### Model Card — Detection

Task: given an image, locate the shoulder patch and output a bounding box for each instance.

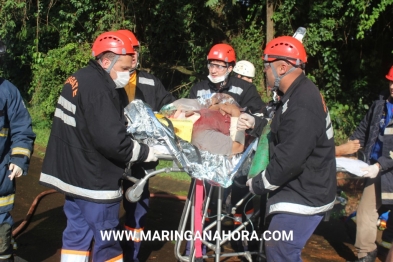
[65,76,79,97]
[139,77,155,86]
[228,86,243,95]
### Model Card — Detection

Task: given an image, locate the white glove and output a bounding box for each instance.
[144,147,158,162]
[9,163,23,180]
[237,113,255,131]
[361,163,380,178]
[246,178,255,194]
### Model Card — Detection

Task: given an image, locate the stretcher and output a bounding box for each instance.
[123,99,267,262]
[124,100,369,262]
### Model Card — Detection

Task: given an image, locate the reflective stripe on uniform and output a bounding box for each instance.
[106,253,123,262]
[0,128,8,137]
[58,95,76,114]
[125,225,144,243]
[385,127,393,135]
[269,199,335,215]
[379,240,392,249]
[196,90,211,97]
[262,170,279,191]
[0,194,14,207]
[40,173,122,201]
[228,86,243,95]
[61,249,89,262]
[245,208,254,220]
[11,147,31,158]
[139,77,155,86]
[55,108,76,127]
[382,192,393,200]
[234,208,254,225]
[0,254,12,259]
[234,214,242,225]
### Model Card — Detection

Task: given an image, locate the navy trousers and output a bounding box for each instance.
[265,213,323,262]
[62,196,123,262]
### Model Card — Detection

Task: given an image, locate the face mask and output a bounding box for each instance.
[207,71,229,84]
[113,70,130,89]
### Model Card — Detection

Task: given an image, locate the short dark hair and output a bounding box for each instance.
[96,51,116,62]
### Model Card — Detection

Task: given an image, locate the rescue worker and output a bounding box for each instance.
[115,29,176,262]
[39,31,157,262]
[232,60,255,83]
[0,40,35,262]
[240,36,337,261]
[346,66,393,262]
[188,43,266,254]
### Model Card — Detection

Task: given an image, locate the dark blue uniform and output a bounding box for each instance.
[0,78,35,259]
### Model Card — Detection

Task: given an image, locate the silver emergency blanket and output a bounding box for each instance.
[124,99,256,188]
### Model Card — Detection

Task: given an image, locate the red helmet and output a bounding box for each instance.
[91,31,135,57]
[207,43,236,63]
[263,36,307,65]
[386,66,393,81]
[117,29,140,47]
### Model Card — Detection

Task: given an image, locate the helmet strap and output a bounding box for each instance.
[271,64,297,91]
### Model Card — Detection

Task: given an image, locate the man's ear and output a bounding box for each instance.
[227,66,233,73]
[278,62,290,75]
[100,57,111,70]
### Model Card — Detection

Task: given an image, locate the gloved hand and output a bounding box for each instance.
[144,147,158,162]
[237,113,255,131]
[246,178,255,194]
[8,163,23,180]
[361,163,380,178]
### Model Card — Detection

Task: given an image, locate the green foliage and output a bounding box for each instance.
[29,42,91,127]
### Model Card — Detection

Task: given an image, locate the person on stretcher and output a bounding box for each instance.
[167,100,247,156]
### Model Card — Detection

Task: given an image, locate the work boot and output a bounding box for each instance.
[347,249,377,262]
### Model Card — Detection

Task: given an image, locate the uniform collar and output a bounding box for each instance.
[279,73,306,104]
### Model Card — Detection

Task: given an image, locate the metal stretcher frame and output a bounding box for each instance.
[174,180,266,262]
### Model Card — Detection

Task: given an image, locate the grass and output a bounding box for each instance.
[156,160,191,182]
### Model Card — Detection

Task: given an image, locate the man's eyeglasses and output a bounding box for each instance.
[207,63,228,71]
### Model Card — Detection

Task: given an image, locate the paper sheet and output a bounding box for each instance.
[336,157,369,177]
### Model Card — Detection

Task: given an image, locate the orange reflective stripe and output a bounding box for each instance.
[124,225,144,232]
[105,253,123,262]
[246,208,254,215]
[205,209,211,221]
[125,226,143,242]
[61,249,89,262]
[234,214,242,225]
[61,249,90,256]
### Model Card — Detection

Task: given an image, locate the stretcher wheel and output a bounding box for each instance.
[125,184,141,203]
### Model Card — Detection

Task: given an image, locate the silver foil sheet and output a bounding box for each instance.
[124,99,256,188]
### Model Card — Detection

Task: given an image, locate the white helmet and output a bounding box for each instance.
[233,60,255,78]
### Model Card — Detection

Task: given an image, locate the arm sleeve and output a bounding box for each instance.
[84,91,148,163]
[246,115,268,138]
[349,102,376,147]
[241,84,265,114]
[189,84,198,99]
[251,107,322,195]
[153,76,176,111]
[5,81,36,173]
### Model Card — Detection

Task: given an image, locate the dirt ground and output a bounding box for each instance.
[9,146,388,262]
